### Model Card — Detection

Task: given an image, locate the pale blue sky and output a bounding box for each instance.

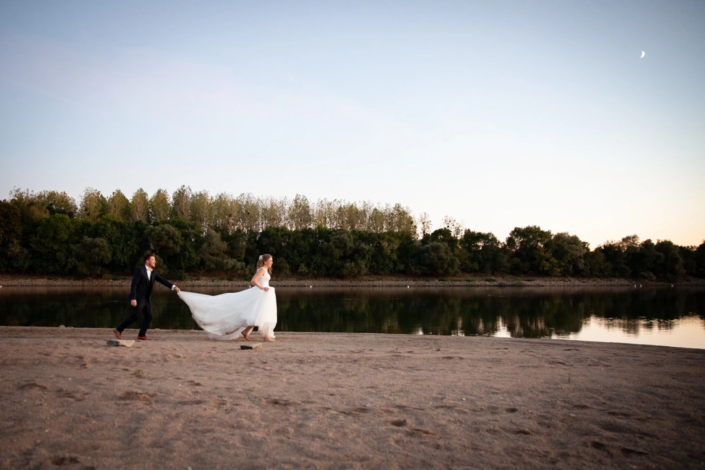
[1,1,703,247]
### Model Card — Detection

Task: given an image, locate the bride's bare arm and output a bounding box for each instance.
[250,268,269,291]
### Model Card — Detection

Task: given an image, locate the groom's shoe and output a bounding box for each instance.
[137,336,151,341]
[114,329,123,340]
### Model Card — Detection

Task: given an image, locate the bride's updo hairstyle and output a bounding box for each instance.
[257,254,273,275]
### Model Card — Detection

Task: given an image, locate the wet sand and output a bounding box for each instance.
[1,327,704,469]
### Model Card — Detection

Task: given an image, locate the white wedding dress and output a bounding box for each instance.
[178,269,277,340]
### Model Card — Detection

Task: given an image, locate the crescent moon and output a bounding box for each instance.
[640,51,645,58]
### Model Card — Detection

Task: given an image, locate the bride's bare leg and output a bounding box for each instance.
[242,326,253,341]
[264,335,276,342]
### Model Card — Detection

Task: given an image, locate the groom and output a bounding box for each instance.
[114,253,180,341]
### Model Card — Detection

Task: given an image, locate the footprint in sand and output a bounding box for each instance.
[406,428,435,437]
[50,456,80,466]
[177,399,205,405]
[18,382,47,391]
[267,398,296,406]
[118,391,153,402]
[607,411,631,418]
[590,441,607,451]
[621,446,649,456]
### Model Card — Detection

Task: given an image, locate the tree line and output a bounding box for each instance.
[0,187,703,280]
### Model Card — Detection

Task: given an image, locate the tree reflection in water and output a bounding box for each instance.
[0,286,703,342]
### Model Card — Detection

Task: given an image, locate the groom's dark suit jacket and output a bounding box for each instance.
[129,266,174,303]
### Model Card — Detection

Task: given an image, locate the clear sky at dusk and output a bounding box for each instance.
[1,0,703,247]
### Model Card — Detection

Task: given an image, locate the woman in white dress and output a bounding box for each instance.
[178,254,277,342]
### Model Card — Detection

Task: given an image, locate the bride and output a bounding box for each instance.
[178,254,277,342]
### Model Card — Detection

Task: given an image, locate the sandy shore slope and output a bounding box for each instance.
[1,327,704,469]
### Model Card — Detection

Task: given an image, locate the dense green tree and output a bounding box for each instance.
[427,228,458,252]
[69,237,112,277]
[235,193,261,232]
[260,197,287,229]
[130,189,150,223]
[171,185,191,220]
[506,226,555,275]
[654,240,685,279]
[161,218,201,276]
[0,201,23,271]
[632,239,663,280]
[78,188,108,222]
[210,193,235,232]
[288,194,313,230]
[363,231,398,275]
[106,190,131,222]
[694,242,705,278]
[29,214,75,272]
[596,242,631,277]
[679,245,698,276]
[190,190,211,231]
[149,189,171,222]
[91,216,138,272]
[40,191,77,216]
[199,229,246,273]
[460,230,507,273]
[582,249,605,277]
[0,201,22,247]
[547,233,589,276]
[418,242,459,275]
[145,224,182,257]
[9,189,51,226]
[9,189,78,217]
[220,228,248,262]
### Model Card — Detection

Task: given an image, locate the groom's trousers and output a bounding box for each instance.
[116,300,153,337]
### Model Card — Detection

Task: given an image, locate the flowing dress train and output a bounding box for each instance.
[178,270,277,340]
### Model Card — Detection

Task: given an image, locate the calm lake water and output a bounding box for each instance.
[1,286,704,349]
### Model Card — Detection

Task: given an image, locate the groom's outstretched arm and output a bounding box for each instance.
[155,273,180,292]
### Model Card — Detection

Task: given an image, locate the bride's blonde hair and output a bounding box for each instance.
[257,254,273,275]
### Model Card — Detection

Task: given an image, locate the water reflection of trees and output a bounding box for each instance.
[0,287,703,338]
[0,287,199,330]
[261,288,705,338]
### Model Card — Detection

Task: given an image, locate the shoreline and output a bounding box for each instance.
[1,274,704,288]
[1,327,703,469]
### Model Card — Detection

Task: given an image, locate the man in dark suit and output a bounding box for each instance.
[114,253,180,340]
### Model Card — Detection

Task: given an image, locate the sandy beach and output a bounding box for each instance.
[0,327,703,469]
